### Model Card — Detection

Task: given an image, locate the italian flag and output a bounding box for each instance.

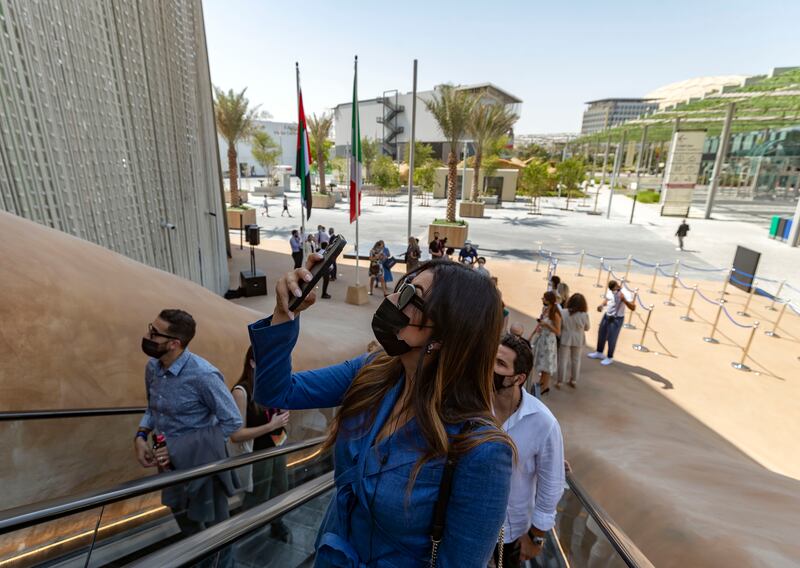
[349,57,362,223]
[295,70,312,220]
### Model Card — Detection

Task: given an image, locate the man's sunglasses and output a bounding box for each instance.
[394,279,426,311]
[147,323,180,341]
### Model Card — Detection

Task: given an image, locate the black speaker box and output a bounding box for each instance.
[240,270,267,297]
[246,224,260,246]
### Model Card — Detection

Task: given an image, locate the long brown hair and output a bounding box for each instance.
[543,290,560,323]
[323,260,514,484]
[234,346,265,417]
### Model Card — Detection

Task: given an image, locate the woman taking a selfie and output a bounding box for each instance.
[249,258,513,567]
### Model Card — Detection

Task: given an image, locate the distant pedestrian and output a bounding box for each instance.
[319,241,333,299]
[556,282,570,312]
[475,256,491,278]
[368,241,388,296]
[281,195,292,217]
[445,247,455,261]
[261,196,270,217]
[676,219,690,251]
[289,229,302,269]
[382,241,395,285]
[587,280,635,366]
[303,234,317,258]
[405,236,421,273]
[328,227,337,281]
[557,293,590,389]
[529,290,561,395]
[316,225,330,247]
[548,275,561,293]
[429,231,444,259]
[459,240,478,265]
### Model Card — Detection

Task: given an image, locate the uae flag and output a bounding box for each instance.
[295,68,312,220]
[349,57,362,223]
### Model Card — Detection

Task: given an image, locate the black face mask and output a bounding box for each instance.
[371,298,413,356]
[142,337,169,359]
[493,372,518,391]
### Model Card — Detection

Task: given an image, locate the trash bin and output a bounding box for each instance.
[782,219,793,240]
[776,217,788,241]
[769,215,781,238]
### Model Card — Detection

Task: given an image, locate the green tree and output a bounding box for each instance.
[481,154,503,195]
[556,158,586,208]
[520,159,553,211]
[372,154,400,190]
[331,156,347,185]
[414,161,437,192]
[515,142,550,161]
[467,103,518,202]
[361,136,378,182]
[251,130,280,179]
[403,141,435,166]
[308,112,334,194]
[214,87,259,206]
[424,85,478,221]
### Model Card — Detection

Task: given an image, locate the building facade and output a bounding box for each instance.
[0,0,229,294]
[218,119,298,178]
[334,83,522,161]
[581,98,659,134]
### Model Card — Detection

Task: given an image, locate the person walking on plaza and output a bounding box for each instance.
[135,309,242,540]
[248,258,514,566]
[528,290,561,396]
[289,229,303,269]
[228,346,291,541]
[493,334,565,566]
[405,236,421,273]
[557,293,590,389]
[676,219,690,251]
[261,196,270,217]
[281,194,292,217]
[588,280,636,366]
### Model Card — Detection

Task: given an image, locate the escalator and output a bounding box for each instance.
[0,410,654,568]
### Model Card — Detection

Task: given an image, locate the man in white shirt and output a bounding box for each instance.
[587,279,636,366]
[493,334,565,566]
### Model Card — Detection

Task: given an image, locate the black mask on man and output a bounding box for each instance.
[371,298,413,356]
[493,372,518,391]
[141,337,170,359]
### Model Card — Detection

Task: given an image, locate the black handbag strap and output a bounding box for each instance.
[430,421,475,544]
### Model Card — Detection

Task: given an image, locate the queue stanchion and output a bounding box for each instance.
[767,280,785,311]
[703,300,725,344]
[577,249,585,277]
[624,255,632,281]
[731,322,759,372]
[681,285,698,322]
[649,263,660,293]
[664,271,678,306]
[737,280,757,317]
[632,304,654,352]
[624,288,638,329]
[765,301,788,338]
[719,267,734,301]
[534,245,542,272]
[594,257,605,288]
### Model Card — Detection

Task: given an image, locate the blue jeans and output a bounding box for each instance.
[597,315,625,358]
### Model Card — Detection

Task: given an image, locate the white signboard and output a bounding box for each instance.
[661,130,706,216]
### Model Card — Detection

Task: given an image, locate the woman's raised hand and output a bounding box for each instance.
[273,253,324,324]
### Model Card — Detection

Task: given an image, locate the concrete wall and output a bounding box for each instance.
[433,168,519,201]
[0,0,229,294]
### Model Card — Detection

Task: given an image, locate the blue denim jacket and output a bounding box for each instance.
[249,317,512,567]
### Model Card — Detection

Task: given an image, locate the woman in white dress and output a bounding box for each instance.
[529,290,561,395]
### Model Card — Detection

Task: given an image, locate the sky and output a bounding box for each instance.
[202,0,800,134]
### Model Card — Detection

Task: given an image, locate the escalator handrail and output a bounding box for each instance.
[125,471,335,568]
[0,407,147,421]
[0,436,326,536]
[566,471,655,568]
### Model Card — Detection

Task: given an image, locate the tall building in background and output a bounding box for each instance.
[581,98,659,134]
[218,119,298,177]
[0,0,229,293]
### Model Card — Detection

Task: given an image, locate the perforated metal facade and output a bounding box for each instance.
[0,0,229,293]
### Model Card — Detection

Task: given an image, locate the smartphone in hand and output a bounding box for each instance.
[289,234,347,312]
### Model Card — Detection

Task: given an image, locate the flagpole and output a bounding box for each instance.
[295,62,305,261]
[354,56,360,286]
[407,59,417,241]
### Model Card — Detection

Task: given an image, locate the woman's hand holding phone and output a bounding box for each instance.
[273,253,323,325]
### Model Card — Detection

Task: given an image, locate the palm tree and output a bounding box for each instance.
[467,104,518,202]
[214,87,258,206]
[424,85,478,222]
[308,112,334,194]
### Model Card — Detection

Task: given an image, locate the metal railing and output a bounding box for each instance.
[126,472,335,568]
[0,436,326,535]
[565,471,655,568]
[0,407,147,421]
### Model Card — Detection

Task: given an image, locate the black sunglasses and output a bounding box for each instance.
[147,323,180,341]
[395,278,426,312]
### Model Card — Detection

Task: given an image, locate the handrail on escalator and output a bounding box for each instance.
[0,406,147,420]
[126,471,335,568]
[565,471,655,568]
[0,436,326,536]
